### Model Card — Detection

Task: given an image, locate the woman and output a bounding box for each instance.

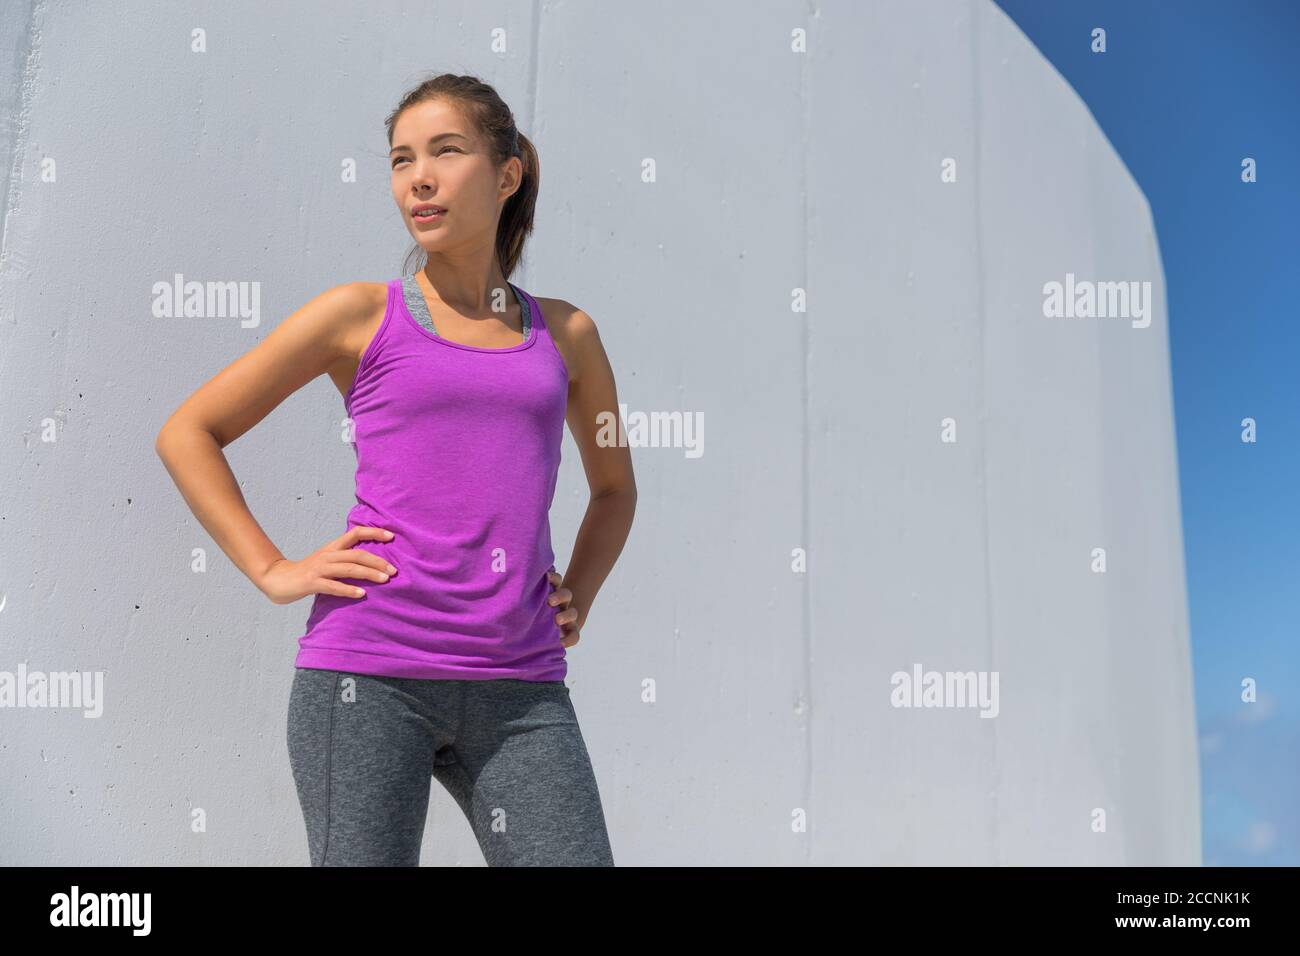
[155,73,635,866]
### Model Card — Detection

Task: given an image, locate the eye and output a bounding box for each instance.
[391,156,409,168]
[438,145,463,155]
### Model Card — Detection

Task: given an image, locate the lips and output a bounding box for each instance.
[411,204,445,220]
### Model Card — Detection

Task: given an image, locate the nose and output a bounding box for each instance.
[408,158,437,192]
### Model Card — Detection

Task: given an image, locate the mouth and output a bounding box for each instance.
[411,204,446,221]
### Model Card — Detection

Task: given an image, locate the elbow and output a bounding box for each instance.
[154,419,192,460]
[157,419,223,460]
[620,479,638,505]
[594,483,637,508]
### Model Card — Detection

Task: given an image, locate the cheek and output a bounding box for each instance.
[457,169,504,207]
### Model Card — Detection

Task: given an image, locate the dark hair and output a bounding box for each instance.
[385,73,538,279]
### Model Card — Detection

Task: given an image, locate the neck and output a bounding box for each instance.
[418,258,511,314]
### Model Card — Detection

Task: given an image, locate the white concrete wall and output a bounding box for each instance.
[0,0,1197,864]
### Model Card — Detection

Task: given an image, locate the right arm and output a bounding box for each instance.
[154,281,395,604]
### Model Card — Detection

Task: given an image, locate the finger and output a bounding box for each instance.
[335,549,397,575]
[336,525,396,549]
[547,587,572,607]
[323,562,392,584]
[554,607,579,627]
[316,578,368,599]
[546,569,562,586]
[559,628,580,648]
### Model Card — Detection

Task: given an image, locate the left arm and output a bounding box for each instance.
[544,300,637,644]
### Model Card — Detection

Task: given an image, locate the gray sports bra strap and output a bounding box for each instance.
[401,275,531,340]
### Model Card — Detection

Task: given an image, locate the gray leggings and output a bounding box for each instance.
[286,666,614,866]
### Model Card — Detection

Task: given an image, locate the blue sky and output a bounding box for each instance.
[993,0,1299,866]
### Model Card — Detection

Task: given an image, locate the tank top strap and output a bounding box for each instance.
[399,274,436,337]
[508,282,547,334]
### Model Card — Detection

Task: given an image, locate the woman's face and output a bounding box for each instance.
[389,98,520,258]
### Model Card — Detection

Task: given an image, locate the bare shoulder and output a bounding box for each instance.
[535,296,605,383]
[324,280,389,355]
[329,280,390,328]
[278,280,388,350]
[333,280,390,310]
[309,281,389,399]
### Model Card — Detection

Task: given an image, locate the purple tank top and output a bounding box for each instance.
[294,276,569,681]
